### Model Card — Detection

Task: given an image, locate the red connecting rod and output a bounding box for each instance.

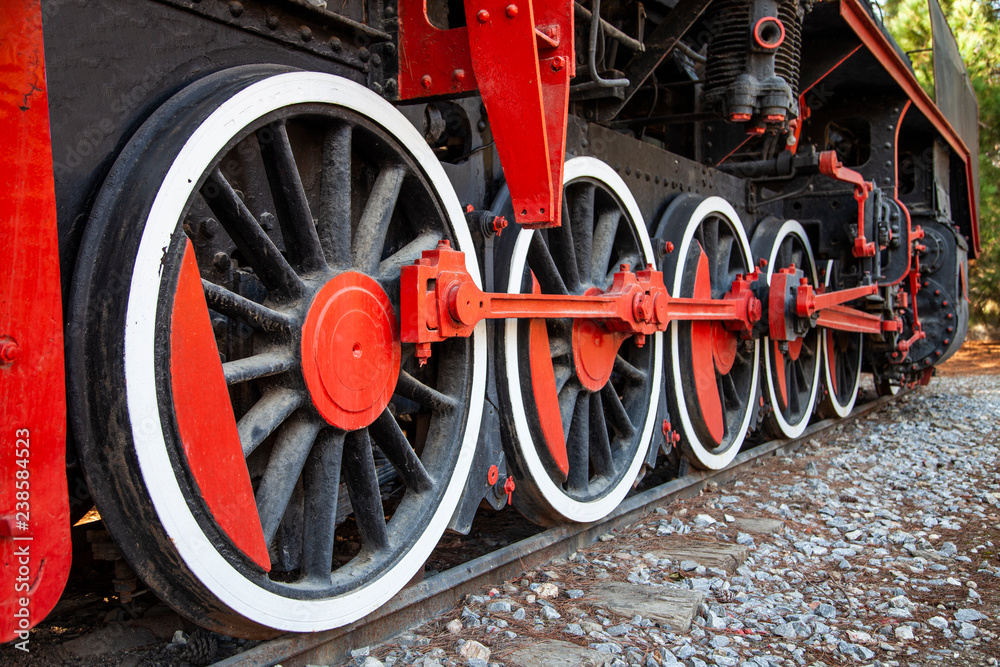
[400,241,761,363]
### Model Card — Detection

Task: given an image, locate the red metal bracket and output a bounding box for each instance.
[1,0,72,644]
[818,150,876,258]
[398,0,574,228]
[400,242,762,362]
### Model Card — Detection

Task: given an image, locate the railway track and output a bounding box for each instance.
[211,390,901,667]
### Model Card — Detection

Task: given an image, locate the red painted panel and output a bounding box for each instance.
[0,0,71,644]
[690,246,724,446]
[171,242,270,571]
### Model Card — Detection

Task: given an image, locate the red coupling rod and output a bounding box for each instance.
[400,242,762,362]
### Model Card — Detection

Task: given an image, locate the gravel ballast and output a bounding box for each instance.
[364,372,1000,667]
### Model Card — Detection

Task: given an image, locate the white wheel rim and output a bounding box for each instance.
[821,260,863,417]
[761,220,822,438]
[124,72,485,631]
[669,197,759,470]
[504,157,663,522]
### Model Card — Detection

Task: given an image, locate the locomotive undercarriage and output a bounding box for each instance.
[3,0,976,640]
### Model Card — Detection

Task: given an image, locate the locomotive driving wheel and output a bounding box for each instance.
[68,67,485,636]
[655,194,759,470]
[495,157,662,525]
[752,219,821,438]
[819,260,864,417]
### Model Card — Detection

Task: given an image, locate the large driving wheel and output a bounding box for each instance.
[68,67,485,636]
[495,157,662,525]
[752,219,821,438]
[655,195,759,470]
[819,260,864,417]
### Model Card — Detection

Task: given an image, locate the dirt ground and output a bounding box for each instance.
[937,341,1000,376]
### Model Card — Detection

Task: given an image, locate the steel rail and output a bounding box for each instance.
[211,390,902,667]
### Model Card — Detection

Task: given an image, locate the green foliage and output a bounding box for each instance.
[880,0,1000,326]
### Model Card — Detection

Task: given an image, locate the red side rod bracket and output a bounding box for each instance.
[400,242,762,363]
[398,0,575,229]
[818,150,876,258]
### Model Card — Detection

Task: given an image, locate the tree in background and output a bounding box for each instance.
[880,0,1000,330]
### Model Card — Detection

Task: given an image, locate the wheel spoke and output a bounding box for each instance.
[704,216,719,266]
[352,165,406,274]
[600,383,635,437]
[717,235,735,292]
[551,199,582,291]
[223,351,296,385]
[566,393,591,493]
[343,429,390,552]
[394,370,458,411]
[380,230,444,278]
[201,168,304,298]
[318,123,353,267]
[255,415,323,546]
[592,210,621,287]
[571,184,596,282]
[614,354,646,383]
[528,234,570,295]
[606,253,641,286]
[258,120,327,274]
[202,280,294,335]
[548,337,572,358]
[301,430,345,581]
[369,409,434,493]
[559,382,581,444]
[589,391,615,469]
[238,388,304,457]
[554,364,572,394]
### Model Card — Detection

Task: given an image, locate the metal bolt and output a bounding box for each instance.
[1,340,19,364]
[371,82,383,94]
[452,68,466,82]
[329,36,343,51]
[551,56,564,71]
[265,13,279,29]
[300,25,313,41]
[664,241,674,254]
[477,9,490,22]
[477,119,487,132]
[505,4,518,17]
[228,1,244,17]
[371,53,382,66]
[358,47,370,62]
[213,252,231,272]
[421,74,433,89]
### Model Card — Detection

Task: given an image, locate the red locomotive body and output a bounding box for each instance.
[1,0,978,641]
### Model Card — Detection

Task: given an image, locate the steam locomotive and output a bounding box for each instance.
[0,0,978,640]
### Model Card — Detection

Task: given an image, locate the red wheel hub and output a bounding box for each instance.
[301,272,401,430]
